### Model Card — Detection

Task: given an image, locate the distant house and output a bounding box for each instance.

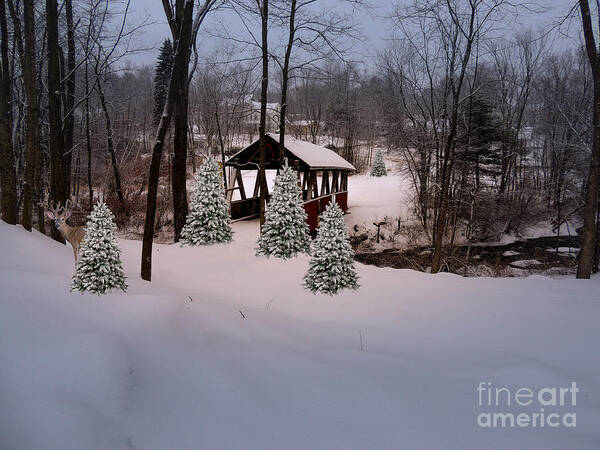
[287,119,323,141]
[225,133,355,232]
[233,95,280,132]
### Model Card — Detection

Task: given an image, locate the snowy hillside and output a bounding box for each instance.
[1,221,599,449]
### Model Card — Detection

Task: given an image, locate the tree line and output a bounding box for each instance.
[1,0,600,280]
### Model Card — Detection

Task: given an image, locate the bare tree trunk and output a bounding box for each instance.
[577,0,600,279]
[172,77,189,241]
[21,0,40,231]
[0,0,16,225]
[36,25,46,235]
[215,108,226,187]
[165,0,217,241]
[431,3,477,274]
[165,0,193,243]
[278,0,296,164]
[63,0,75,197]
[431,140,456,273]
[189,117,196,173]
[97,79,125,203]
[258,0,269,227]
[84,60,94,207]
[593,200,600,273]
[142,0,194,281]
[46,0,66,242]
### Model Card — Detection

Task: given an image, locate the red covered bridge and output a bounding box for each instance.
[224,134,355,232]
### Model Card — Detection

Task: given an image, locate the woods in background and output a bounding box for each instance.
[0,0,599,279]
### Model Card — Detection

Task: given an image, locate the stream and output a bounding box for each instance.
[355,235,581,276]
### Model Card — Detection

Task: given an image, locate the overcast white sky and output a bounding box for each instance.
[127,0,580,67]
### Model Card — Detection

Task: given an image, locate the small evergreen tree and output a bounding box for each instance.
[71,201,127,295]
[303,202,359,295]
[370,150,387,176]
[256,165,311,258]
[152,39,174,127]
[180,158,233,245]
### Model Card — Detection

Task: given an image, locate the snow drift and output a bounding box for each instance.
[0,221,599,449]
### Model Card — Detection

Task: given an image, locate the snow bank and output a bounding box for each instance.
[1,222,599,449]
[509,259,544,268]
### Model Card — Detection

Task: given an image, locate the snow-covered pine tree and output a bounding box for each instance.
[303,201,359,295]
[152,39,174,127]
[370,149,387,177]
[180,158,233,246]
[71,201,127,295]
[256,164,311,259]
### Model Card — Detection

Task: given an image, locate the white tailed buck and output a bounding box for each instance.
[42,193,87,263]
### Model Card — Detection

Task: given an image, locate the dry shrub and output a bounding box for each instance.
[471,189,547,241]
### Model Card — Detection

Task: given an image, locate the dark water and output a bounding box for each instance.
[355,235,581,275]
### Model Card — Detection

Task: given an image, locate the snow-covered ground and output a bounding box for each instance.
[345,171,410,229]
[1,219,599,449]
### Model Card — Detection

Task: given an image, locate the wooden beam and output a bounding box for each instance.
[236,170,246,200]
[253,172,260,197]
[321,170,330,195]
[264,173,270,198]
[295,167,302,190]
[341,172,348,191]
[331,170,339,193]
[247,146,261,166]
[226,168,238,203]
[311,172,319,199]
[305,171,314,200]
[251,171,269,199]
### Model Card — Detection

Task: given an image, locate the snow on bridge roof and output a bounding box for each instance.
[268,134,355,171]
[225,134,355,171]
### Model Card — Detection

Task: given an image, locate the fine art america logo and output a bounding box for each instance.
[476,381,578,428]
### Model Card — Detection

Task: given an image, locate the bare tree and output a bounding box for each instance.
[95,75,125,203]
[142,0,216,280]
[289,73,327,143]
[272,0,358,162]
[46,0,67,242]
[0,0,16,225]
[63,0,76,197]
[191,52,255,157]
[257,0,269,227]
[487,31,545,197]
[276,0,296,162]
[21,0,41,231]
[393,0,510,273]
[577,0,600,279]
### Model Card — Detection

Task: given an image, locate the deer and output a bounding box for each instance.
[42,192,87,264]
